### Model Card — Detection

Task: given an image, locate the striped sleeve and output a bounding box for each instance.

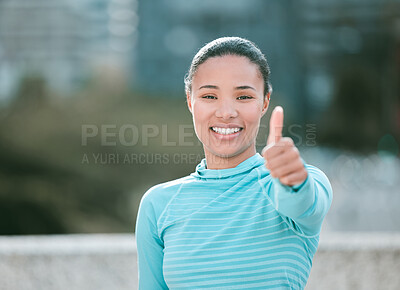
[264,164,333,236]
[135,189,169,290]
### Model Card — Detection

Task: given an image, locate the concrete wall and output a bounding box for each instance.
[0,234,137,290]
[307,232,400,290]
[0,232,399,290]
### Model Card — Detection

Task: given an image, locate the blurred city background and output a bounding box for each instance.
[0,0,399,238]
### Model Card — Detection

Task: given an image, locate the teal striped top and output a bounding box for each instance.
[135,153,332,289]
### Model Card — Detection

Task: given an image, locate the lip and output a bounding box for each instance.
[209,126,243,141]
[210,124,243,129]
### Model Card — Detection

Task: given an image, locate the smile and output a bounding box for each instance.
[211,127,243,135]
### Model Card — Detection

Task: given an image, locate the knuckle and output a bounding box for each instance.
[262,145,274,158]
[276,139,285,148]
[283,137,294,146]
[296,159,304,168]
[282,176,290,184]
[261,145,269,156]
[289,149,299,159]
[270,167,281,178]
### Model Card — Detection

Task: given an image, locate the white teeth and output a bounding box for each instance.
[212,127,241,135]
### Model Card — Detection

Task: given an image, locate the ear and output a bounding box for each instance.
[186,91,193,113]
[261,92,271,117]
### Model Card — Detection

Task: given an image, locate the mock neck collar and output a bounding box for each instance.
[191,153,264,179]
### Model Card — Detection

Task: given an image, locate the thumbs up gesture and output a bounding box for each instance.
[262,106,308,187]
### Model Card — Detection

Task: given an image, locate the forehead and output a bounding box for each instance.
[192,55,263,90]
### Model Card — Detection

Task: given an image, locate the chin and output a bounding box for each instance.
[209,147,247,159]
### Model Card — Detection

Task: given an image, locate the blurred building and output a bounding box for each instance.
[294,0,400,151]
[134,0,302,113]
[134,0,400,127]
[0,0,138,102]
[1,0,399,130]
[296,0,400,118]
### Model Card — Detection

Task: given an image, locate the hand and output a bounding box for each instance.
[261,106,308,187]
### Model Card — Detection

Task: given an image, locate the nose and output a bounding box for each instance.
[215,99,238,119]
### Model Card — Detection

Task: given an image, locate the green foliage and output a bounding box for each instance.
[0,76,202,235]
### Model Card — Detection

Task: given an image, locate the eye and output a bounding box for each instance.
[202,95,217,99]
[237,95,253,100]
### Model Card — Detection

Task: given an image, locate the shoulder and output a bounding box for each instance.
[303,163,332,188]
[141,175,194,202]
[139,175,195,216]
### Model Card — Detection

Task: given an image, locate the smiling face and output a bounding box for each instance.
[187,55,270,169]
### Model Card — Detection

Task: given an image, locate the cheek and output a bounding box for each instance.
[242,104,263,124]
[192,103,212,130]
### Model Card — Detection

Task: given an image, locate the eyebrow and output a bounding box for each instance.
[198,85,256,91]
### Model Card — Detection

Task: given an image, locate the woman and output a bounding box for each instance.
[135,37,332,289]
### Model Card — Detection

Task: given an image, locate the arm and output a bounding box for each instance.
[262,106,332,236]
[135,193,169,289]
[268,164,332,236]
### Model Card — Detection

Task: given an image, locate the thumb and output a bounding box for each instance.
[267,106,284,145]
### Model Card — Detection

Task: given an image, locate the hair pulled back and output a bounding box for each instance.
[184,37,272,96]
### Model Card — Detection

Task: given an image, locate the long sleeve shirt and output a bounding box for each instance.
[135,153,332,289]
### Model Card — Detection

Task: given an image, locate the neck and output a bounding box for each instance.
[204,146,257,169]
